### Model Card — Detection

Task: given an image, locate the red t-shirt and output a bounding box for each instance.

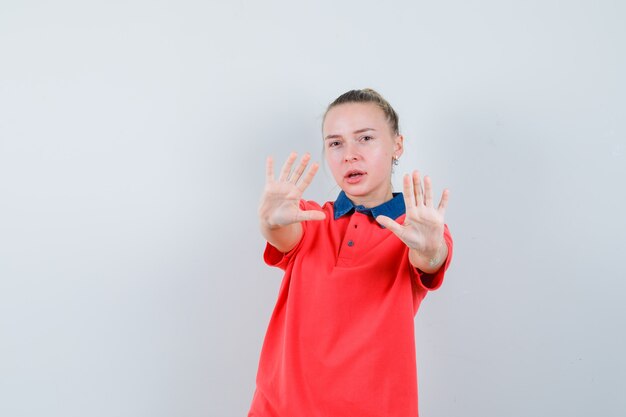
[249,197,453,417]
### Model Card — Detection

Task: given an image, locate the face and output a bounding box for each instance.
[322,102,404,208]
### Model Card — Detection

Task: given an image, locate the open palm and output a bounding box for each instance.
[259,152,325,228]
[376,171,448,258]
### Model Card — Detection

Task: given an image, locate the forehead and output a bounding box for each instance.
[323,102,389,135]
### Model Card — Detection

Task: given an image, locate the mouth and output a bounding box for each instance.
[345,169,365,178]
[344,170,366,183]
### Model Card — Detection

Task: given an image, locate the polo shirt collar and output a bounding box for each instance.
[333,191,405,221]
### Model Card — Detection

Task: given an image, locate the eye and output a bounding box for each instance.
[360,135,374,142]
[327,140,341,148]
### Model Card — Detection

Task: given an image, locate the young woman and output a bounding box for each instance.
[249,88,453,417]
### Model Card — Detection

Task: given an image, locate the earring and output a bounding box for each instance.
[393,155,399,166]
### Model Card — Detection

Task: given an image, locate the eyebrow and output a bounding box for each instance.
[324,128,376,140]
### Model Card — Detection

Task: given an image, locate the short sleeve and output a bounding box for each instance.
[263,236,307,270]
[262,200,311,270]
[412,224,453,291]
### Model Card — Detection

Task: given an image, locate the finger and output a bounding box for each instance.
[290,153,311,184]
[298,209,326,222]
[403,174,415,209]
[423,175,433,207]
[278,152,298,182]
[437,188,450,214]
[296,161,319,192]
[376,215,404,237]
[412,171,423,206]
[266,156,274,183]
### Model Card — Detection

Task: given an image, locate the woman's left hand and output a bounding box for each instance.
[376,171,449,272]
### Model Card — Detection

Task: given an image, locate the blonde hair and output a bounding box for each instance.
[323,88,400,135]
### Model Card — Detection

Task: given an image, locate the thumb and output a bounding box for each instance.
[299,209,326,222]
[375,215,403,236]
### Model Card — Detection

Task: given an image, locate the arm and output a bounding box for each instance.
[408,236,449,274]
[376,171,450,273]
[258,152,325,253]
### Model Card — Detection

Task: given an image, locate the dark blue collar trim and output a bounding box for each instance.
[333,191,406,222]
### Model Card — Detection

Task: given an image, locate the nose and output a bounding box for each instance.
[343,143,359,163]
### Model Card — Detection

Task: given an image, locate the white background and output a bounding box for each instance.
[1,1,625,416]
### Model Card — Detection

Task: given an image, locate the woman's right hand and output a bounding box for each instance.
[259,152,326,229]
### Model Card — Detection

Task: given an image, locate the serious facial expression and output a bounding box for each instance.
[323,102,403,208]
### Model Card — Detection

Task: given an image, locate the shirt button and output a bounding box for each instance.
[347,240,354,247]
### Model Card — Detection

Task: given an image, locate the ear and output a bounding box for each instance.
[394,134,404,158]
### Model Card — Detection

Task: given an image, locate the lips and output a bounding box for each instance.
[344,170,366,184]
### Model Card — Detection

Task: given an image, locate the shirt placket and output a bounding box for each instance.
[336,213,367,268]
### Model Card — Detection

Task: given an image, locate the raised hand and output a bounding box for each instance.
[376,171,449,272]
[259,152,326,230]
